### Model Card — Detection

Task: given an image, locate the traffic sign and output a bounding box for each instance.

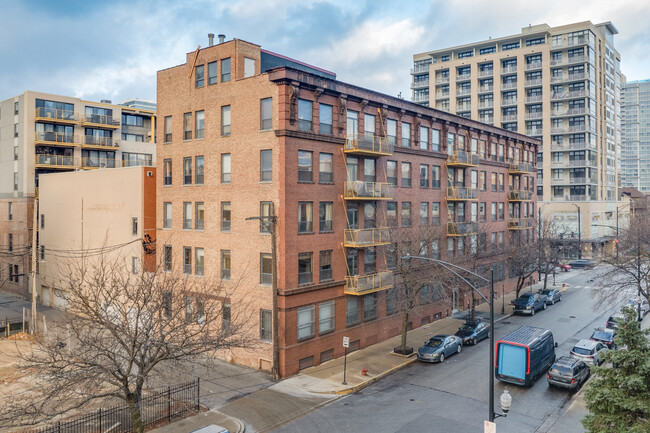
[343,336,350,348]
[484,420,496,433]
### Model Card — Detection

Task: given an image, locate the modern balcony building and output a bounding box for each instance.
[621,78,650,193]
[412,21,623,257]
[157,37,539,376]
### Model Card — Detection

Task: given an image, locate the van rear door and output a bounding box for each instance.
[498,344,527,380]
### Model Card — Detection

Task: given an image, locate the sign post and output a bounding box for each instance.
[342,336,350,385]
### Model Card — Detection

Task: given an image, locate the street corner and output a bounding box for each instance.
[335,357,418,396]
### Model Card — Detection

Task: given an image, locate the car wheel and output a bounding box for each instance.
[439,353,445,363]
[551,299,555,305]
[558,294,562,302]
[543,303,547,310]
[531,308,535,316]
[457,344,462,354]
[472,337,478,346]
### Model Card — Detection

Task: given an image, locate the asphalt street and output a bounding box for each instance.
[271,268,616,433]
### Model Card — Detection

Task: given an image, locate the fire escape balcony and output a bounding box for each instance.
[447,186,479,201]
[508,218,534,230]
[447,221,479,236]
[446,149,479,167]
[345,271,394,295]
[508,161,535,174]
[344,228,390,248]
[344,181,393,200]
[507,189,534,201]
[344,134,393,156]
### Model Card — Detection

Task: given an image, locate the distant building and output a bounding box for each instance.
[120,98,158,111]
[621,79,650,193]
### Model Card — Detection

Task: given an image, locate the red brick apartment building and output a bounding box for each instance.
[157,38,540,377]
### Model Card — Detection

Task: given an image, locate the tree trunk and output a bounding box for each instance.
[470,291,475,320]
[516,276,524,299]
[127,393,144,433]
[543,270,549,291]
[400,310,409,352]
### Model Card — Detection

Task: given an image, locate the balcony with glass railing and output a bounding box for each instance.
[447,149,479,167]
[478,84,493,94]
[507,189,533,201]
[526,127,543,136]
[435,90,450,99]
[411,79,429,89]
[435,76,450,84]
[479,115,494,124]
[81,114,120,128]
[344,228,390,248]
[524,78,543,87]
[478,100,493,109]
[508,218,534,230]
[344,134,393,156]
[501,113,518,122]
[34,154,76,169]
[567,72,586,82]
[345,270,393,295]
[525,111,543,120]
[456,73,471,82]
[567,55,586,65]
[344,181,393,200]
[501,97,517,106]
[447,221,479,236]
[35,107,79,124]
[456,88,472,97]
[501,81,517,90]
[34,131,80,147]
[456,103,472,112]
[81,157,118,169]
[82,135,120,150]
[525,61,542,71]
[411,64,430,74]
[478,69,493,78]
[413,93,430,103]
[525,95,543,104]
[447,186,479,201]
[508,161,535,173]
[568,159,597,168]
[501,66,518,74]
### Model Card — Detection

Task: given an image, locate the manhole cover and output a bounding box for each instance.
[500,321,511,324]
[410,398,415,402]
[569,315,576,318]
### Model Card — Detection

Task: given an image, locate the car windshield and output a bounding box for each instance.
[540,290,552,296]
[592,331,612,341]
[550,365,572,376]
[572,347,593,355]
[519,294,534,300]
[426,338,443,347]
[459,324,477,332]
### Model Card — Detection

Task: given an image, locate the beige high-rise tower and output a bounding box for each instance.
[412,21,624,258]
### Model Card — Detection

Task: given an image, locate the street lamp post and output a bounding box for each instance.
[402,255,511,422]
[572,204,581,260]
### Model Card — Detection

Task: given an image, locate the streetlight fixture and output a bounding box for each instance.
[572,203,582,260]
[401,254,512,422]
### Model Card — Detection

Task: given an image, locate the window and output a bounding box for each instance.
[387,161,397,185]
[8,234,13,252]
[260,253,272,284]
[260,150,272,182]
[298,99,313,131]
[480,171,486,191]
[40,213,45,229]
[502,42,520,51]
[221,250,231,280]
[195,110,205,139]
[195,248,204,276]
[260,309,272,341]
[319,202,333,232]
[298,253,313,285]
[364,159,376,183]
[432,129,440,152]
[420,164,429,188]
[297,306,315,340]
[221,202,231,232]
[195,202,204,230]
[208,61,218,85]
[163,159,172,186]
[131,217,138,235]
[480,202,486,222]
[432,202,441,225]
[183,157,192,185]
[14,124,18,138]
[387,119,397,144]
[221,58,231,82]
[131,257,138,274]
[163,202,172,228]
[420,202,429,226]
[183,247,192,274]
[298,150,313,182]
[319,152,333,183]
[14,101,18,115]
[401,122,411,147]
[491,172,497,191]
[401,202,412,227]
[386,289,398,315]
[346,297,361,326]
[319,103,333,134]
[498,202,505,220]
[428,165,440,189]
[164,245,172,271]
[499,173,504,192]
[387,202,397,226]
[222,302,231,333]
[401,162,411,187]
[221,105,231,136]
[491,202,497,221]
[260,98,272,130]
[8,202,12,221]
[260,202,272,233]
[319,301,335,334]
[319,250,333,281]
[298,201,313,233]
[195,156,204,184]
[221,153,231,183]
[164,116,172,143]
[184,112,192,140]
[244,57,255,78]
[363,293,378,321]
[195,64,204,88]
[419,126,429,150]
[183,202,192,229]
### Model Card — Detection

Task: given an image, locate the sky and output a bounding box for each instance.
[2,0,650,105]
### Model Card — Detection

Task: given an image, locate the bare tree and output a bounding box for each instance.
[537,214,567,291]
[506,229,538,299]
[0,252,255,432]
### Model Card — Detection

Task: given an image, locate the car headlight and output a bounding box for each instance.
[431,353,439,358]
[526,305,532,309]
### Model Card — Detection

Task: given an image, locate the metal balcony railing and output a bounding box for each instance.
[508,161,535,173]
[345,271,394,295]
[34,131,79,146]
[344,134,393,156]
[508,218,534,230]
[81,157,117,169]
[84,135,119,148]
[507,190,533,201]
[447,150,479,166]
[447,186,479,200]
[525,61,542,70]
[35,107,78,123]
[478,69,493,78]
[344,228,390,247]
[344,181,394,200]
[34,154,76,167]
[82,114,120,128]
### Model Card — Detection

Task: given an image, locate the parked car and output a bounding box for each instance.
[539,288,562,305]
[606,312,625,330]
[513,293,547,315]
[570,339,607,366]
[554,263,571,272]
[495,326,557,386]
[455,320,490,345]
[417,335,463,363]
[567,259,597,269]
[547,356,590,390]
[590,328,617,350]
[624,298,650,317]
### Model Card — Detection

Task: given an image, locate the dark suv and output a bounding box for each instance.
[547,356,590,390]
[513,293,547,315]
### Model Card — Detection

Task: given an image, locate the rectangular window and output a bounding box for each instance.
[387,119,397,144]
[183,247,192,274]
[401,202,411,227]
[498,202,505,220]
[222,302,231,333]
[221,153,231,183]
[297,305,315,340]
[221,250,231,280]
[184,112,192,140]
[164,245,172,272]
[387,202,397,226]
[319,250,333,282]
[221,58,231,82]
[432,202,441,225]
[420,202,429,226]
[208,61,218,85]
[319,202,333,232]
[244,57,255,78]
[319,300,335,334]
[432,129,440,152]
[298,99,313,131]
[386,289,398,315]
[298,201,313,233]
[8,234,13,252]
[131,217,138,235]
[195,110,205,139]
[260,201,272,233]
[221,202,231,232]
[363,293,378,321]
[260,98,272,130]
[491,202,497,221]
[319,103,333,134]
[346,297,361,326]
[164,116,172,143]
[183,157,192,185]
[420,164,429,188]
[195,202,204,230]
[260,149,272,182]
[298,253,313,285]
[39,213,44,229]
[491,172,497,191]
[498,173,504,192]
[319,152,333,183]
[260,309,272,341]
[195,64,204,88]
[163,202,172,228]
[401,162,411,187]
[8,202,12,221]
[195,248,204,276]
[221,105,231,136]
[298,150,313,182]
[480,171,486,191]
[183,202,192,229]
[260,253,272,285]
[430,166,440,188]
[387,160,397,185]
[195,156,204,184]
[419,126,429,150]
[401,122,411,147]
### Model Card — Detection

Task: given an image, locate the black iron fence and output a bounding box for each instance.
[25,379,200,433]
[0,315,26,337]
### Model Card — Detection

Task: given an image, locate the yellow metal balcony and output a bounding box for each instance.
[447,221,479,236]
[508,161,535,174]
[81,114,120,129]
[508,218,534,230]
[344,134,393,156]
[82,135,120,150]
[507,190,534,201]
[81,157,118,169]
[345,271,394,295]
[447,150,479,167]
[344,181,393,200]
[34,131,81,147]
[447,186,479,201]
[35,107,79,125]
[344,228,390,248]
[34,154,76,169]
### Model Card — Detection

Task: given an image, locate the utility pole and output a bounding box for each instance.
[31,197,38,334]
[573,204,582,259]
